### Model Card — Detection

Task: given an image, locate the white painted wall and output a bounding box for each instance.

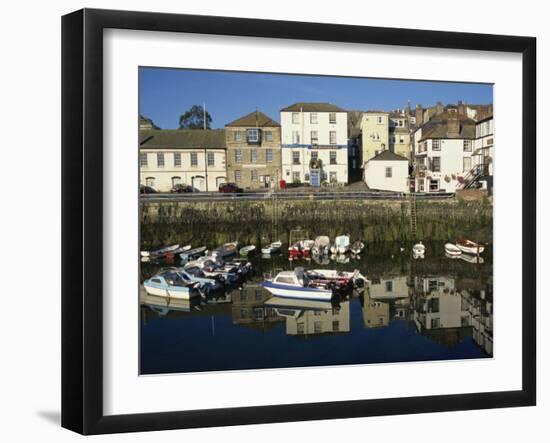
[364,159,409,193]
[281,110,349,184]
[139,149,226,192]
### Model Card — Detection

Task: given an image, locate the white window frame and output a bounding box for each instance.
[329,113,337,124]
[310,113,318,124]
[266,148,273,163]
[157,152,165,168]
[292,112,300,124]
[207,152,215,167]
[190,152,198,167]
[139,152,148,167]
[173,152,181,167]
[329,131,337,145]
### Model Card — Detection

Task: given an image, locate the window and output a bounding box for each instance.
[251,170,258,181]
[304,173,310,181]
[329,131,337,145]
[310,113,318,124]
[430,318,441,329]
[429,179,439,192]
[157,152,165,168]
[297,323,305,334]
[174,152,181,167]
[292,131,300,144]
[329,151,337,165]
[329,113,336,124]
[432,139,441,150]
[385,167,392,178]
[190,152,198,167]
[292,171,300,182]
[431,156,441,172]
[139,153,148,167]
[329,171,337,183]
[234,170,241,182]
[463,140,472,152]
[207,152,215,166]
[314,321,323,333]
[247,128,260,143]
[378,116,383,124]
[234,131,242,141]
[311,130,318,144]
[266,148,273,163]
[390,136,396,144]
[145,177,155,187]
[250,149,258,163]
[292,112,300,124]
[235,149,243,163]
[463,156,472,172]
[171,176,181,187]
[418,180,425,192]
[311,150,318,159]
[292,151,300,165]
[399,136,405,144]
[264,131,273,142]
[385,280,393,292]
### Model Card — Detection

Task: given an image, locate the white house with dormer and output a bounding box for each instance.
[280,103,348,185]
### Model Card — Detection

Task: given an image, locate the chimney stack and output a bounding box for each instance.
[447,118,460,137]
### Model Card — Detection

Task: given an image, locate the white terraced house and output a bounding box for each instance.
[139,128,227,192]
[412,112,477,193]
[280,103,349,186]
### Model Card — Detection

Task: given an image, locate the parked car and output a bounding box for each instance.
[219,183,243,193]
[171,184,195,193]
[140,185,157,194]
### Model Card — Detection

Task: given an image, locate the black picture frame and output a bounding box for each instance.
[62,8,537,435]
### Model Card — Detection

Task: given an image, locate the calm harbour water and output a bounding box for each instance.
[140,241,493,375]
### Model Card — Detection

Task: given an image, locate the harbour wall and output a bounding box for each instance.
[140,198,493,249]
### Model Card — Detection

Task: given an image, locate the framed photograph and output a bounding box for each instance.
[62,8,536,435]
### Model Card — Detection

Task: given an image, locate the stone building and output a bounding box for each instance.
[225,110,281,190]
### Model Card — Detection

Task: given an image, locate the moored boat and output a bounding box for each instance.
[331,235,350,254]
[211,241,238,259]
[239,245,256,256]
[262,268,335,301]
[350,240,365,255]
[311,236,330,256]
[143,269,201,299]
[288,239,315,258]
[179,246,207,263]
[444,243,462,256]
[456,237,485,255]
[261,240,282,254]
[140,244,180,258]
[412,241,426,256]
[459,253,485,264]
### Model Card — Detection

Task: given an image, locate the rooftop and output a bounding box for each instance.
[369,150,409,162]
[225,110,280,127]
[139,129,226,149]
[280,102,346,113]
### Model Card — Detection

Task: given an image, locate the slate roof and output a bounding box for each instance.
[369,150,409,162]
[280,102,346,112]
[225,110,280,127]
[418,112,476,141]
[139,129,226,149]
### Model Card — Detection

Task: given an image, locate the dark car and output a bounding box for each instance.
[171,184,195,193]
[219,182,243,193]
[140,185,157,194]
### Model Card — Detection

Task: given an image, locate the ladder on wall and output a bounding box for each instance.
[409,193,418,239]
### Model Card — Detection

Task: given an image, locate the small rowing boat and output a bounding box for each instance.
[456,237,485,255]
[239,245,256,256]
[444,243,462,256]
[261,241,282,254]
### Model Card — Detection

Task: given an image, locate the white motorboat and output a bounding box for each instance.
[288,239,315,258]
[261,240,282,254]
[444,243,462,256]
[331,235,350,254]
[311,236,330,256]
[140,244,180,258]
[143,269,201,299]
[262,268,335,301]
[179,246,207,263]
[412,242,426,256]
[456,237,485,255]
[239,245,256,256]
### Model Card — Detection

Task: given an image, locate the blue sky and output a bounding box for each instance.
[139,67,493,129]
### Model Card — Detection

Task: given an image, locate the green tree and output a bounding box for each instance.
[178,105,212,129]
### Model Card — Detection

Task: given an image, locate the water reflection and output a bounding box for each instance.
[140,242,493,374]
